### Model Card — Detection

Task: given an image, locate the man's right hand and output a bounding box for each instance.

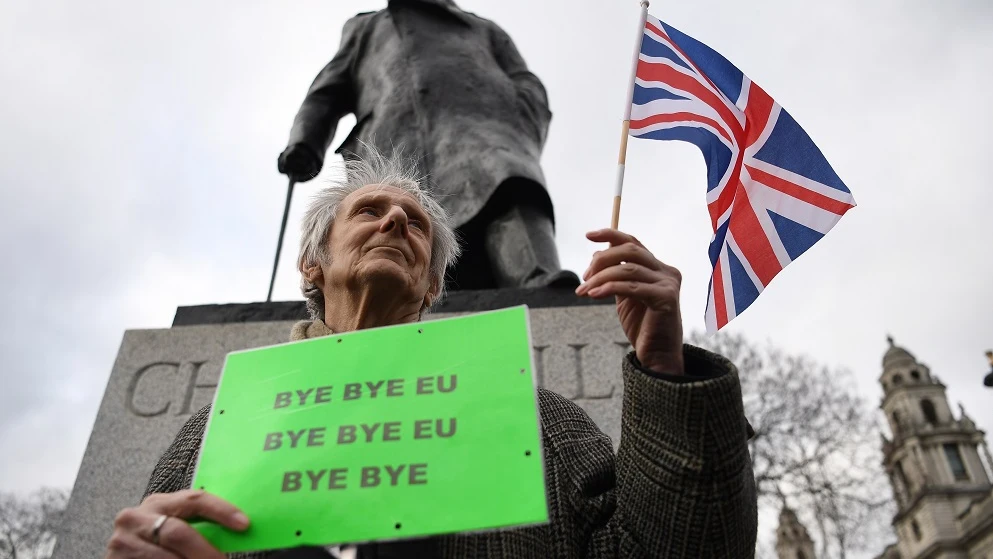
[106,490,249,559]
[278,144,321,182]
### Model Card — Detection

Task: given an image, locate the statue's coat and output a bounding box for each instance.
[287,1,553,228]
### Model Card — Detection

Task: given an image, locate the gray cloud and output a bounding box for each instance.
[1,0,990,554]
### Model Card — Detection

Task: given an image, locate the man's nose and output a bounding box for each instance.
[379,205,409,238]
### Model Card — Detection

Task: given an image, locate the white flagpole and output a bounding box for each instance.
[612,0,650,229]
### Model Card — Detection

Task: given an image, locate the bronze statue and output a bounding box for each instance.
[278,0,578,290]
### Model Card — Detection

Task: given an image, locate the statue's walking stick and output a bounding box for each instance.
[267,179,296,303]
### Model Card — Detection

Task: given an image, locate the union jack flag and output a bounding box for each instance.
[630,14,856,332]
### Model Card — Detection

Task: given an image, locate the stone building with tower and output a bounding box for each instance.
[775,339,993,559]
[776,505,817,559]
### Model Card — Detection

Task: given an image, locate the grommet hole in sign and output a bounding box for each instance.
[395,522,402,530]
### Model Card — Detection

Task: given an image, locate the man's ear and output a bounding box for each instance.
[423,277,442,309]
[302,262,324,289]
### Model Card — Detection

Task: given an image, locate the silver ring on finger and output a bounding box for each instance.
[151,514,169,545]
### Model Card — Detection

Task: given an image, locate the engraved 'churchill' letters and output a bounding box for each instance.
[126,362,180,417]
[532,342,627,401]
[178,361,216,415]
[569,343,614,401]
[532,344,550,386]
[126,341,629,417]
[126,361,216,417]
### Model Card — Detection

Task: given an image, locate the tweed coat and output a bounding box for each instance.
[285,0,553,228]
[143,321,757,558]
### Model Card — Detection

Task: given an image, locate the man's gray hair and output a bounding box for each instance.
[297,148,461,320]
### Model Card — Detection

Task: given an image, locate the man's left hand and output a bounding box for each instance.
[576,229,685,375]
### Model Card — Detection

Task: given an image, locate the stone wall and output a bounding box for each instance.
[55,300,629,558]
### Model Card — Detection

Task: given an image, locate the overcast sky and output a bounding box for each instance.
[1,0,991,551]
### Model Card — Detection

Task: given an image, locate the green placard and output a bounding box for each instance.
[190,306,547,553]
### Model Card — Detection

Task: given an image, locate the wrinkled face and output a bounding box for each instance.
[319,184,436,303]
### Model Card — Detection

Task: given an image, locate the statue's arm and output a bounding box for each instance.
[285,14,368,173]
[488,22,552,146]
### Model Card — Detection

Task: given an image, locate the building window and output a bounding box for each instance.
[893,374,904,385]
[944,443,970,481]
[911,369,921,380]
[921,399,938,425]
[911,520,922,541]
[797,552,807,559]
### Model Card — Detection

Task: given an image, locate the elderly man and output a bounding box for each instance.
[107,151,758,558]
[278,0,576,290]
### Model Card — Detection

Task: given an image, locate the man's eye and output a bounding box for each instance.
[409,220,423,230]
[360,207,379,217]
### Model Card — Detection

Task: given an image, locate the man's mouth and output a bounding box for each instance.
[369,246,409,261]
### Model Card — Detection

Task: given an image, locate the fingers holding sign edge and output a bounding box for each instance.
[152,514,228,559]
[111,505,219,559]
[113,490,250,558]
[106,531,183,559]
[142,490,249,531]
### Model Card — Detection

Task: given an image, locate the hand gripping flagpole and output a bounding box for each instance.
[266,178,296,303]
[612,0,650,229]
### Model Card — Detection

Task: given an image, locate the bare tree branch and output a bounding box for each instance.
[0,488,68,559]
[690,332,894,559]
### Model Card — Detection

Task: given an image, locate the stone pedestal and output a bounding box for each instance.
[55,289,627,559]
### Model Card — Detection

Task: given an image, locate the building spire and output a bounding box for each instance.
[877,338,993,556]
[776,502,817,559]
